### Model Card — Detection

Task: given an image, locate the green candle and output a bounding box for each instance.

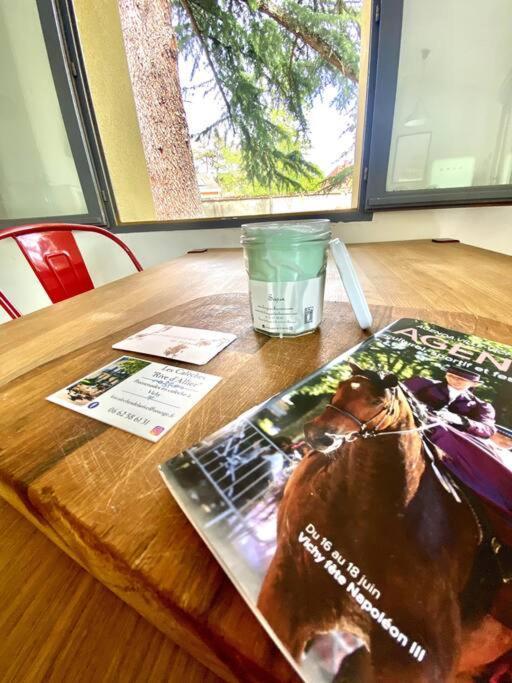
[241,220,331,337]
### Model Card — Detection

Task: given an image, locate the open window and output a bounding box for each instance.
[66,0,374,227]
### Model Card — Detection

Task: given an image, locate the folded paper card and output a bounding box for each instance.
[47,355,220,442]
[113,324,237,365]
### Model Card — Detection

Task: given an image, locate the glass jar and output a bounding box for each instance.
[240,220,331,337]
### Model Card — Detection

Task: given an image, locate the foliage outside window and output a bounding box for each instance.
[117,0,364,221]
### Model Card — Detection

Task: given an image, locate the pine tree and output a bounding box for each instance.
[196,111,324,197]
[174,0,361,193]
[118,0,361,218]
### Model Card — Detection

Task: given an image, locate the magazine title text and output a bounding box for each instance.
[393,327,511,378]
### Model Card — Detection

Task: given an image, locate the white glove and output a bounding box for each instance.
[437,409,464,426]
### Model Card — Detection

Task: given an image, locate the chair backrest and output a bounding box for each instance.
[0,290,20,321]
[0,223,143,320]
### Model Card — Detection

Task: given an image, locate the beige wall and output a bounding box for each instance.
[72,0,156,222]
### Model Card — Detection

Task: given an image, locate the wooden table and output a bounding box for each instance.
[1,244,511,681]
[0,498,222,683]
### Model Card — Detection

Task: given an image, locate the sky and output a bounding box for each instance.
[178,54,357,177]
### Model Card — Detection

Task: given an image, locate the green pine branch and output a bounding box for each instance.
[173,0,361,192]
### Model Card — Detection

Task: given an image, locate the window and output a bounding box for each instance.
[6,1,509,228]
[69,0,373,226]
[366,0,512,208]
[0,0,104,226]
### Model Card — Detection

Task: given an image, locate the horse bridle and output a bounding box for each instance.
[323,384,446,447]
[324,388,399,443]
[321,384,490,552]
[321,385,464,503]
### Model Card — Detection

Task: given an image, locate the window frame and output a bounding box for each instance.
[59,0,378,231]
[365,0,512,210]
[0,0,106,228]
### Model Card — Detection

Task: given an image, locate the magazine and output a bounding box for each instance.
[159,318,512,682]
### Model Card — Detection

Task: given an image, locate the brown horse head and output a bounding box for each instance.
[304,363,400,453]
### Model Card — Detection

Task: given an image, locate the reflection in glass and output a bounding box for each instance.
[387,0,512,192]
[0,0,87,219]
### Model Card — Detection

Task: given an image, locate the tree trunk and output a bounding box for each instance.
[117,0,202,219]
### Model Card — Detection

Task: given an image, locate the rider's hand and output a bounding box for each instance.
[438,409,466,426]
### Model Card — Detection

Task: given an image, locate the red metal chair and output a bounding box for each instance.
[0,290,21,319]
[0,223,143,320]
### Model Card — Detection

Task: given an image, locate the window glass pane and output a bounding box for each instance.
[0,0,88,219]
[387,0,512,192]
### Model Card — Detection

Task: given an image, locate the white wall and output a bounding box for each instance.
[121,204,512,268]
[1,205,508,325]
[434,206,512,255]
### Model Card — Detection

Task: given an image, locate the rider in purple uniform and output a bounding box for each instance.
[404,367,512,546]
[405,367,496,438]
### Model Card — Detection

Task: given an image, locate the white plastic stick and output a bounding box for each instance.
[329,238,373,330]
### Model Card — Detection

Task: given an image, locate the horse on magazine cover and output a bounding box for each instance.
[257,364,512,682]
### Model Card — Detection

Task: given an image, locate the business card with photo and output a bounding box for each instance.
[47,356,220,442]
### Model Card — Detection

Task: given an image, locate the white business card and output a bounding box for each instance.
[47,356,220,442]
[113,324,236,365]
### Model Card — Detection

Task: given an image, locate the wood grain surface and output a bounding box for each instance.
[1,241,510,387]
[1,243,511,681]
[0,499,221,683]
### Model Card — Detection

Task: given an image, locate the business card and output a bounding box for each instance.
[113,324,236,365]
[47,355,220,442]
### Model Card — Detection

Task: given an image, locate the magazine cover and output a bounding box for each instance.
[159,319,512,682]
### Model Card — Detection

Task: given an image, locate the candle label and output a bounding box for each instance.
[249,276,324,335]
